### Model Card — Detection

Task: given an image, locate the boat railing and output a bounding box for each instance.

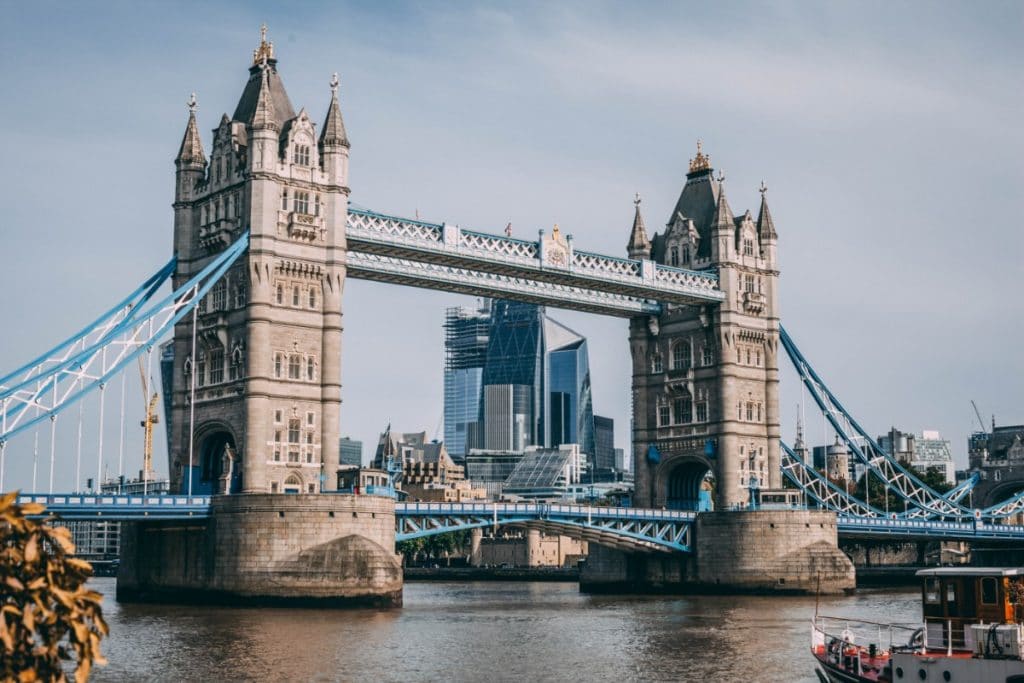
[813,615,921,653]
[924,617,976,655]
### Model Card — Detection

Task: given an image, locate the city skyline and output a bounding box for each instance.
[1,2,1022,489]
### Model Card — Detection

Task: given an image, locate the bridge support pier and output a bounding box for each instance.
[117,494,402,607]
[580,510,854,595]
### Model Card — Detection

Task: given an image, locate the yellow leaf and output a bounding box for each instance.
[19,503,45,516]
[66,558,93,574]
[74,657,91,683]
[44,527,75,554]
[23,536,37,564]
[0,615,13,651]
[26,577,46,591]
[5,576,24,591]
[0,490,17,511]
[21,605,34,632]
[18,668,38,682]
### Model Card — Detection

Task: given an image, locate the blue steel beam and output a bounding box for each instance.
[17,493,212,521]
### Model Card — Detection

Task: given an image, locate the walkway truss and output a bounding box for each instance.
[395,502,694,553]
[345,207,725,317]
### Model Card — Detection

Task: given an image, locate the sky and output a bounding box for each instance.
[1,1,1022,489]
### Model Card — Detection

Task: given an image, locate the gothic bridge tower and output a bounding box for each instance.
[628,143,781,510]
[169,29,350,495]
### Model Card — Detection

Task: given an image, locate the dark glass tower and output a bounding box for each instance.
[443,302,492,459]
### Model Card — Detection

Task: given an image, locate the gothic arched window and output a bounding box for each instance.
[671,341,691,371]
[669,246,679,266]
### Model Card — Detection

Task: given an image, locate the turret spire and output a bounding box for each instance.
[627,192,651,258]
[176,92,206,167]
[250,60,277,130]
[712,176,734,231]
[756,181,778,240]
[252,23,274,65]
[319,72,349,148]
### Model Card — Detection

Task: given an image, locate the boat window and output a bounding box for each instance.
[946,582,956,603]
[981,577,998,605]
[925,578,940,604]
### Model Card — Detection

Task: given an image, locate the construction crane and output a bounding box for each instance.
[971,400,987,433]
[138,358,159,484]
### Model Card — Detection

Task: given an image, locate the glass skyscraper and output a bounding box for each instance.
[444,299,597,463]
[443,302,492,459]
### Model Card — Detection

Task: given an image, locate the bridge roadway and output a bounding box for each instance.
[17,494,1024,549]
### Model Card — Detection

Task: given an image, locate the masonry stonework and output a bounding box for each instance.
[117,494,402,606]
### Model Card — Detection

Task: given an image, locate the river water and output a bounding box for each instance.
[89,578,919,682]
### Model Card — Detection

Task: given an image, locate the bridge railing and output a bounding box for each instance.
[17,493,211,508]
[346,207,722,300]
[394,501,696,521]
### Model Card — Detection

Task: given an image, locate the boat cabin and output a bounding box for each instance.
[917,567,1024,651]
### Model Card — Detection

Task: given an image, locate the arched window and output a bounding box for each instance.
[651,354,663,374]
[671,341,691,371]
[288,419,300,444]
[292,286,300,307]
[309,288,317,309]
[669,246,679,266]
[281,188,289,211]
[294,191,310,214]
[657,400,670,427]
[284,473,302,493]
[293,145,310,166]
[682,246,690,264]
[274,353,283,378]
[276,284,284,305]
[314,194,321,217]
[288,355,301,379]
[196,352,206,388]
[306,357,315,381]
[211,280,227,311]
[743,239,754,256]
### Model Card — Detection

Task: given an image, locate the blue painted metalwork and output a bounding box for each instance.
[0,258,175,391]
[0,233,249,443]
[17,493,211,521]
[395,502,696,552]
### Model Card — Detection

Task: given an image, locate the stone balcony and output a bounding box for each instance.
[743,291,766,313]
[285,211,324,241]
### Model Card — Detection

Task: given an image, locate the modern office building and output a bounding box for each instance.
[878,427,955,485]
[593,415,615,472]
[545,317,594,457]
[481,300,545,451]
[502,444,585,501]
[339,436,362,467]
[443,302,491,459]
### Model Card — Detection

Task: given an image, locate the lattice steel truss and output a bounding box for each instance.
[346,206,725,309]
[395,502,694,553]
[0,233,249,444]
[780,326,1023,522]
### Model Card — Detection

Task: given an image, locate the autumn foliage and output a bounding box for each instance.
[0,492,108,682]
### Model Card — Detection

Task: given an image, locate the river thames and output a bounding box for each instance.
[88,578,919,682]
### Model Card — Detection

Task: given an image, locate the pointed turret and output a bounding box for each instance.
[627,193,651,259]
[176,93,206,168]
[756,182,777,240]
[712,178,735,231]
[250,61,277,131]
[320,73,349,148]
[319,72,350,187]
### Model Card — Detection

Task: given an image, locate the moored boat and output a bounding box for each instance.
[812,567,1024,682]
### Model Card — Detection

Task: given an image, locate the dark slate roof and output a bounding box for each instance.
[663,168,721,259]
[232,61,296,129]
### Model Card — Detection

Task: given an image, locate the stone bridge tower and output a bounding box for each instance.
[169,29,349,495]
[628,144,781,510]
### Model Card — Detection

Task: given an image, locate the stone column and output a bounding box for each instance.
[527,529,542,567]
[469,528,482,567]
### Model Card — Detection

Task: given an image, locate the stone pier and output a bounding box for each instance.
[117,494,402,607]
[580,509,855,595]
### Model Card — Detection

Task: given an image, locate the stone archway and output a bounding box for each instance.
[654,454,714,511]
[283,473,303,494]
[197,429,239,494]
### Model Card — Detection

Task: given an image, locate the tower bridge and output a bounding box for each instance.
[3,29,1022,604]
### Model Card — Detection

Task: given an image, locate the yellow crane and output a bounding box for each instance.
[138,358,159,482]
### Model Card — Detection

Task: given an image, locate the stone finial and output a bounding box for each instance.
[689,139,711,173]
[759,180,768,196]
[187,92,198,114]
[330,72,339,96]
[634,192,641,207]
